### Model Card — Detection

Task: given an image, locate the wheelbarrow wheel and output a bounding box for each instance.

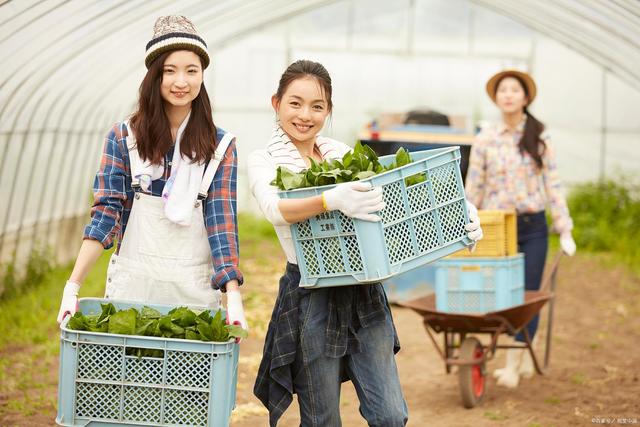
[458,336,485,408]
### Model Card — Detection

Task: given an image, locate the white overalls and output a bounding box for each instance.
[104,126,235,310]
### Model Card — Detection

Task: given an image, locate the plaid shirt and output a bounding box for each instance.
[84,122,243,290]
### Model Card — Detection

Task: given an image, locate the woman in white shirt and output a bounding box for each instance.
[249,59,482,426]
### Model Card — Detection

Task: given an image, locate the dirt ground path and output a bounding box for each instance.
[231,252,640,427]
[1,251,639,427]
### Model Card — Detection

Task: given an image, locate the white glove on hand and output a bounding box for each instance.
[465,200,483,251]
[57,280,80,324]
[226,289,248,334]
[560,231,576,256]
[323,181,385,222]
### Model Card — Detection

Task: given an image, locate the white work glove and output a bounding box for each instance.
[323,181,385,222]
[465,200,483,252]
[226,290,248,342]
[560,231,576,256]
[57,280,80,324]
[464,200,483,246]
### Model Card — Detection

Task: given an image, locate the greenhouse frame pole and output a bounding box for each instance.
[599,68,607,181]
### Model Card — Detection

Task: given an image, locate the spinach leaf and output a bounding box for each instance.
[140,306,162,319]
[279,167,307,190]
[108,309,137,335]
[98,303,116,324]
[210,310,227,342]
[159,315,185,338]
[196,318,215,341]
[67,305,247,343]
[169,306,196,327]
[225,324,249,339]
[270,143,423,191]
[68,312,89,331]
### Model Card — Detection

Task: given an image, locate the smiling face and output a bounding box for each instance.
[160,50,203,109]
[272,76,330,146]
[495,76,529,115]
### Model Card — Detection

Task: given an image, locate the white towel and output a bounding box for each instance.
[161,112,206,226]
[265,124,346,172]
[134,160,164,193]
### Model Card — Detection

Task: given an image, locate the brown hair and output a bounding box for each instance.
[495,75,546,169]
[129,51,217,165]
[274,59,333,111]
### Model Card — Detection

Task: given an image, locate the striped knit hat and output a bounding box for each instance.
[145,15,210,69]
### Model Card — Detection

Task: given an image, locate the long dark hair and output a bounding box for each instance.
[496,75,546,169]
[129,51,217,165]
[274,59,333,111]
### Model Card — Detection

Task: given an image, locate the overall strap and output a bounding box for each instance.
[198,132,235,200]
[123,121,142,191]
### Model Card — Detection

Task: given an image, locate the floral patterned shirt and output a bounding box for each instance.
[465,117,573,234]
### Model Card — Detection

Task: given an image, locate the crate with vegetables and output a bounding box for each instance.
[56,298,246,427]
[273,142,473,287]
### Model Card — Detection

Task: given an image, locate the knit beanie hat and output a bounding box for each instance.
[145,15,210,69]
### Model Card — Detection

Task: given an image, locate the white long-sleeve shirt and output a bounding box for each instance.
[247,136,351,263]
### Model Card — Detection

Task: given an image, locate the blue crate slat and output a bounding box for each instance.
[434,255,525,313]
[279,147,472,288]
[56,298,239,427]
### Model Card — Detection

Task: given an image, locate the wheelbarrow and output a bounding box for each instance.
[398,253,562,408]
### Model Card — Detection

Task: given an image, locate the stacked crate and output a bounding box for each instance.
[434,210,525,313]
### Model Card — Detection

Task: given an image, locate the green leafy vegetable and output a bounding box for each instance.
[108,308,137,335]
[140,306,161,319]
[67,304,248,347]
[271,144,425,190]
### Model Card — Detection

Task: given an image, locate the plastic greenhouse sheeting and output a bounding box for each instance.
[0,0,639,279]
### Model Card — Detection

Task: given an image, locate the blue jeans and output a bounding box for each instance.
[293,288,408,427]
[515,211,548,343]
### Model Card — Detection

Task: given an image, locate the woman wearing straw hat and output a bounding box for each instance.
[56,15,248,334]
[465,69,576,388]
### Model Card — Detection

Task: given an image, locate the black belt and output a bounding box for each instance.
[517,211,545,222]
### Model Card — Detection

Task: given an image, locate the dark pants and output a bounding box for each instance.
[515,211,548,343]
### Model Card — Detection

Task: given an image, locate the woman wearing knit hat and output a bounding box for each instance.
[465,69,576,388]
[56,15,248,335]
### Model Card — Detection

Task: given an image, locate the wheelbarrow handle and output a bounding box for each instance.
[539,251,563,294]
[540,251,563,369]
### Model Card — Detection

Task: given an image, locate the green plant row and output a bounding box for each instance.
[0,247,53,300]
[567,178,640,270]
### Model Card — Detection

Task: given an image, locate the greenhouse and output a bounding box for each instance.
[2,0,639,267]
[1,1,639,426]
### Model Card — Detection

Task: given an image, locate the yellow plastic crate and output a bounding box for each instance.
[450,210,517,257]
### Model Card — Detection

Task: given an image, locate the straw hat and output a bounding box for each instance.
[145,15,209,69]
[486,69,537,105]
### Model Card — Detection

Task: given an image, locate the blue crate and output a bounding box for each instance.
[434,255,525,313]
[56,298,239,427]
[279,147,472,288]
[383,264,436,303]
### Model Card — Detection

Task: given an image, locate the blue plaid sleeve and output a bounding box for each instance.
[83,124,128,249]
[204,137,243,291]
